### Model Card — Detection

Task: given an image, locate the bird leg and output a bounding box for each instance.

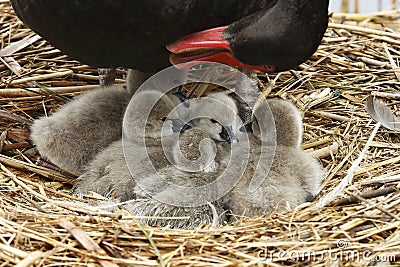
[236,68,260,131]
[98,68,116,87]
[173,86,190,107]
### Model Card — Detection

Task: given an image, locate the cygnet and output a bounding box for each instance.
[74,89,182,198]
[30,85,133,174]
[127,126,227,228]
[222,99,323,218]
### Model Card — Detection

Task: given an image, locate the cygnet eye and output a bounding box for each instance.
[210,118,218,123]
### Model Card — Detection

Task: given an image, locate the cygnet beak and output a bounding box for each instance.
[239,122,253,133]
[220,125,239,144]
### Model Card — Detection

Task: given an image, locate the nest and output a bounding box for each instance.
[1,2,400,266]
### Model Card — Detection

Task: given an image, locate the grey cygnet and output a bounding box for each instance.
[74,89,180,199]
[127,93,245,228]
[127,127,226,228]
[222,99,323,218]
[30,85,133,175]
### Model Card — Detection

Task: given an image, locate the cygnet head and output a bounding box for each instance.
[191,92,240,144]
[252,99,303,147]
[123,90,180,140]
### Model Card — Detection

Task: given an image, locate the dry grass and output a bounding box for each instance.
[1,2,400,266]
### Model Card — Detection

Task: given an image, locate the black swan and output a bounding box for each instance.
[11,0,329,73]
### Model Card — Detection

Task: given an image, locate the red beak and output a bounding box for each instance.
[166,26,271,71]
